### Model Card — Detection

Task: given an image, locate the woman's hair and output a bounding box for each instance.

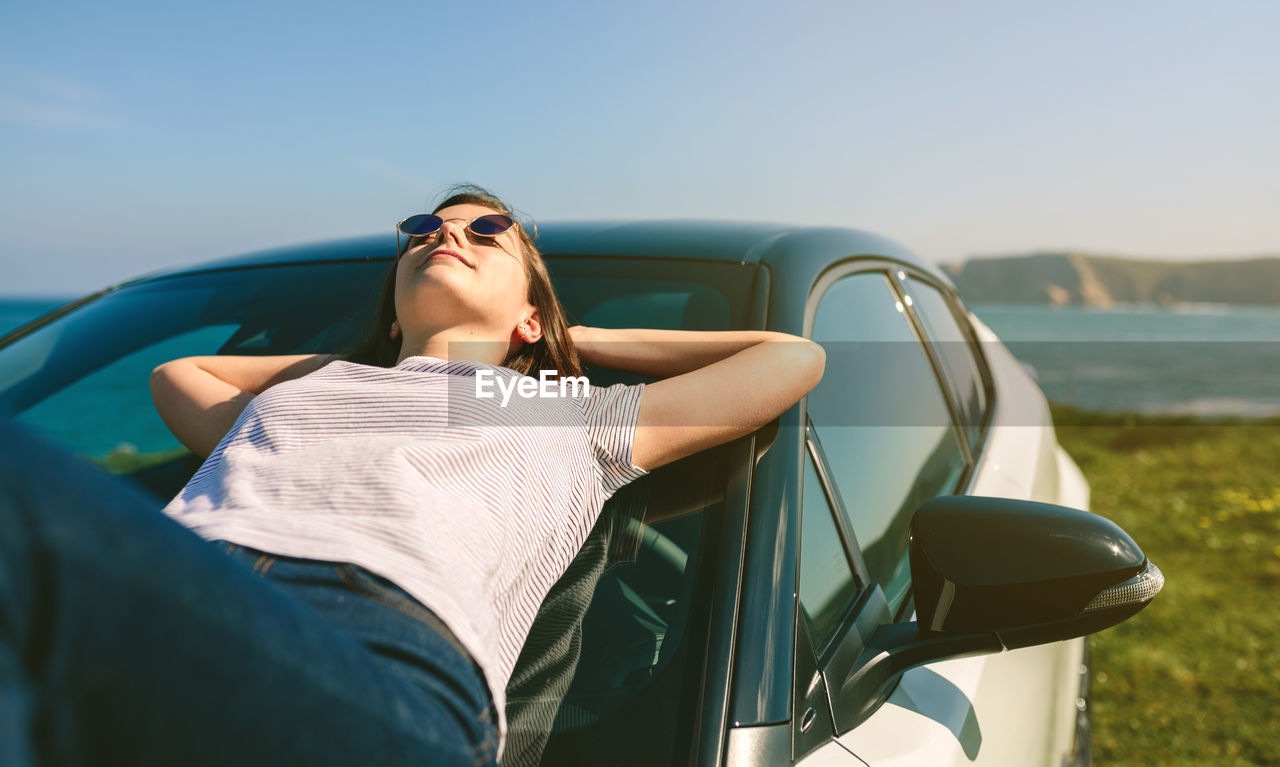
[341,184,583,378]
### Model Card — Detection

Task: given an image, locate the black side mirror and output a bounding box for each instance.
[832,496,1162,731]
[910,495,1163,648]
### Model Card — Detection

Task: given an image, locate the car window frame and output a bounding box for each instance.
[799,257,986,735]
[788,423,874,762]
[881,266,1001,510]
[896,269,998,461]
[800,421,871,653]
[804,260,972,591]
[879,267,975,468]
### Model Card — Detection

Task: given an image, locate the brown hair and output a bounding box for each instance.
[341,184,582,378]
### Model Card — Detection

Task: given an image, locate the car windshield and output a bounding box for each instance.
[0,254,758,766]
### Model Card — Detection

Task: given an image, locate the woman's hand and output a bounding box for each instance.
[572,326,825,472]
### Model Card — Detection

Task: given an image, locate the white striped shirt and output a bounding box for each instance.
[160,355,650,759]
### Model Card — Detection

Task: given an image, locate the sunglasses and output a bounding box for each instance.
[396,213,516,256]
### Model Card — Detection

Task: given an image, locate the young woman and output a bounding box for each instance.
[0,186,824,766]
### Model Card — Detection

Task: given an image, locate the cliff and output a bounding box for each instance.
[940,252,1280,307]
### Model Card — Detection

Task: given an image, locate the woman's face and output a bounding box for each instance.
[393,202,535,346]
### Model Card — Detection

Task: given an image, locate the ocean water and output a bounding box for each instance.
[969,303,1280,343]
[3,297,1279,426]
[970,304,1280,417]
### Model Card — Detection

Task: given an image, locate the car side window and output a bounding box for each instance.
[0,263,387,477]
[807,271,967,613]
[905,277,989,451]
[15,324,239,469]
[799,450,858,653]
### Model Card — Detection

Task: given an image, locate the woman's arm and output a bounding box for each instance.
[149,354,335,459]
[570,326,825,472]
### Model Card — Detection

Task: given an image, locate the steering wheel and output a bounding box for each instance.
[639,523,688,575]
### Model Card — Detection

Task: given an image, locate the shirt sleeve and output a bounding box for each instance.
[581,381,650,499]
[603,473,651,567]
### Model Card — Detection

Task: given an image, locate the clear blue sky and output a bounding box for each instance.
[2,0,1277,296]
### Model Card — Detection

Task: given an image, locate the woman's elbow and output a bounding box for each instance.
[804,339,826,382]
[149,361,176,399]
[150,357,191,385]
[762,337,825,404]
[788,339,826,395]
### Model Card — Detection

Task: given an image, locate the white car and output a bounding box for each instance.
[0,220,1161,766]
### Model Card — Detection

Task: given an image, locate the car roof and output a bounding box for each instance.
[131,219,954,290]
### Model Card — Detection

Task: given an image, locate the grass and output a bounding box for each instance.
[1049,404,1280,767]
[90,444,190,474]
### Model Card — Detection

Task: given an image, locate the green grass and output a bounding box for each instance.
[90,444,190,474]
[1049,404,1280,767]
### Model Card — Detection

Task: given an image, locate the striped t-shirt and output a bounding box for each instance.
[160,355,650,759]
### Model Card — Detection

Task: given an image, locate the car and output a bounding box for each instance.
[0,220,1161,766]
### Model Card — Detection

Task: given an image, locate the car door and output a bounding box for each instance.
[795,265,1082,766]
[838,272,1083,767]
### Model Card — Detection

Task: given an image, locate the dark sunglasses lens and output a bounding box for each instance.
[469,214,514,236]
[399,214,443,236]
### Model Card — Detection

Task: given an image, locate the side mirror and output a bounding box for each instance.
[910,495,1163,648]
[832,496,1162,730]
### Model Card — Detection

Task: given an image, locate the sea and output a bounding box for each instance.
[970,304,1280,418]
[3,297,1280,421]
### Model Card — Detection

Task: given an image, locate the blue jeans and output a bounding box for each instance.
[0,416,499,767]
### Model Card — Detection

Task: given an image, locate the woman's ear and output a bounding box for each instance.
[519,309,543,344]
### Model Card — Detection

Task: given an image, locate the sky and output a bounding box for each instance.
[2,0,1277,296]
